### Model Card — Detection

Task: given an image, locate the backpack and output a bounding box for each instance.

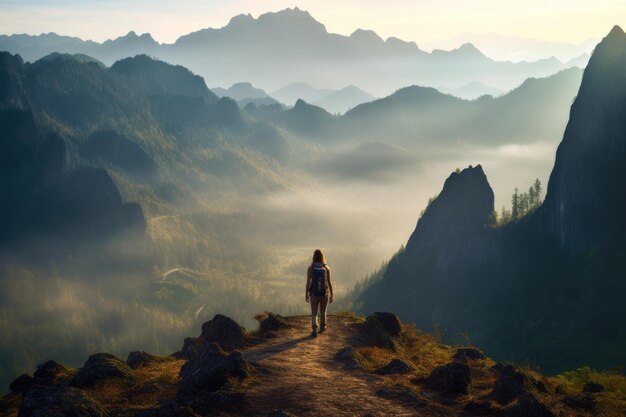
[310,264,328,296]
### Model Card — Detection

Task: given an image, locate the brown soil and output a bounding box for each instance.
[239,315,422,417]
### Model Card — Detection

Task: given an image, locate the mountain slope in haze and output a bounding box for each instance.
[212,82,282,108]
[262,67,581,147]
[422,33,598,62]
[0,51,296,256]
[2,313,623,416]
[0,8,590,96]
[312,85,376,114]
[438,81,504,99]
[270,82,333,105]
[352,26,626,374]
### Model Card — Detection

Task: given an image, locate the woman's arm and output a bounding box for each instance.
[305,266,311,303]
[327,266,333,303]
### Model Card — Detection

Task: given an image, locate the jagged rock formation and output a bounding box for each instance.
[3,313,619,416]
[355,26,626,373]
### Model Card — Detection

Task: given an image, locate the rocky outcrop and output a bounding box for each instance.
[177,342,251,403]
[376,359,413,375]
[257,312,290,334]
[126,351,168,369]
[19,385,109,417]
[174,314,249,359]
[199,314,249,352]
[363,312,402,349]
[491,365,546,405]
[70,353,132,388]
[424,362,471,394]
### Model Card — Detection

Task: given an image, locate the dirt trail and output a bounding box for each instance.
[240,315,419,417]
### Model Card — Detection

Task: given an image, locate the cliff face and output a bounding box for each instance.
[542,25,626,255]
[356,26,626,372]
[403,164,497,281]
[359,165,499,330]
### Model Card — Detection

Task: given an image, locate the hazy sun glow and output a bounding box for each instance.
[0,0,624,45]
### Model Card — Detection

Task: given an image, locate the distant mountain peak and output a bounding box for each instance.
[608,24,625,38]
[455,43,488,58]
[350,29,384,44]
[227,13,254,26]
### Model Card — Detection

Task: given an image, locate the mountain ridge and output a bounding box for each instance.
[0,8,590,95]
[352,25,626,375]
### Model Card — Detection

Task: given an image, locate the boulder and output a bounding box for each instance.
[453,347,486,362]
[33,360,72,384]
[177,342,251,402]
[376,359,413,375]
[258,312,290,334]
[70,353,132,388]
[500,393,555,417]
[199,314,248,352]
[174,314,248,359]
[173,337,204,360]
[491,365,530,405]
[9,374,33,393]
[126,351,166,369]
[424,362,471,394]
[582,382,604,393]
[19,385,109,417]
[334,346,362,370]
[363,312,402,349]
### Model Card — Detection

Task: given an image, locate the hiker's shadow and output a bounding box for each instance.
[246,335,310,361]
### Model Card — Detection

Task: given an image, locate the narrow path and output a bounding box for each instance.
[240,315,419,417]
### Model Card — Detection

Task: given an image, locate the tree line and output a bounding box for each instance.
[497,178,543,225]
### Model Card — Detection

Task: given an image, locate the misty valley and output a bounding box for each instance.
[1,6,626,416]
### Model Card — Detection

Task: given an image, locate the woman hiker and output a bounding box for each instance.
[305,249,333,337]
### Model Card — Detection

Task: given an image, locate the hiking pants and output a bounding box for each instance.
[310,294,329,330]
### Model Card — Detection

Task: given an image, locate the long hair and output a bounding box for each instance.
[312,249,326,264]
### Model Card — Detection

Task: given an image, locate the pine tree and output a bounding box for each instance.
[533,178,543,204]
[512,188,520,220]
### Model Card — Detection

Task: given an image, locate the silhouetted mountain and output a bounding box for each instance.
[212,82,281,108]
[353,26,626,373]
[0,51,293,257]
[274,99,333,136]
[327,67,583,145]
[111,54,218,103]
[422,33,598,62]
[312,85,376,114]
[212,82,269,101]
[0,8,589,96]
[542,25,626,255]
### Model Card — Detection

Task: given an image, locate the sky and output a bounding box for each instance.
[0,0,624,45]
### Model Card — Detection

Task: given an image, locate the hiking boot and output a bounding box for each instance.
[311,329,318,338]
